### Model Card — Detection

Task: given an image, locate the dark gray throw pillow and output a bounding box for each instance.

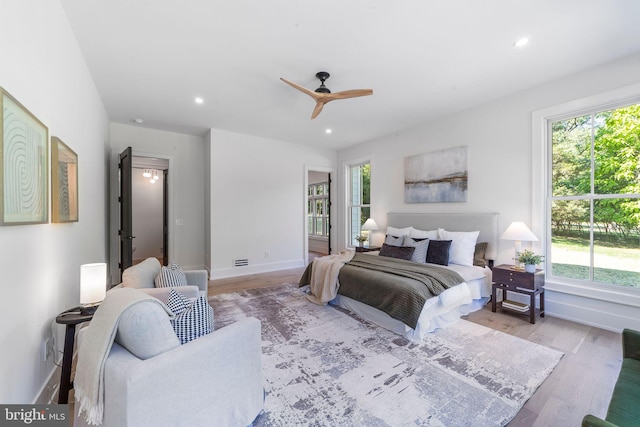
[426,240,452,266]
[379,243,415,261]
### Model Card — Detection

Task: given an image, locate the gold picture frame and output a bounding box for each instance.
[51,137,78,223]
[0,87,49,225]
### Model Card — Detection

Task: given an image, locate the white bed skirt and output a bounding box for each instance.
[329,266,492,342]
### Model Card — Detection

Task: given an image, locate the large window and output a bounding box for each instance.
[308,182,329,237]
[348,162,371,247]
[549,103,640,289]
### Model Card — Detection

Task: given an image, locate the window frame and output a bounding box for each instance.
[345,158,371,248]
[532,82,640,305]
[308,182,329,238]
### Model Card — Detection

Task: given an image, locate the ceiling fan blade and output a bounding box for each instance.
[310,101,325,119]
[327,89,373,100]
[280,77,320,100]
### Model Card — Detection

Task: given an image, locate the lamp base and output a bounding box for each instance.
[80,304,100,316]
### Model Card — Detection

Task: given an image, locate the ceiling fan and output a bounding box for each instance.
[280,71,373,119]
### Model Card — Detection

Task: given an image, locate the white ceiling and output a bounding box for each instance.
[60,0,640,150]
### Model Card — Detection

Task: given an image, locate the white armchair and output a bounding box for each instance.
[113,258,208,303]
[74,297,264,427]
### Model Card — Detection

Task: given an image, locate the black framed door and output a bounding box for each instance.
[119,147,133,273]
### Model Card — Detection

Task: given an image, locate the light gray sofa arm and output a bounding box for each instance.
[184,269,208,297]
[74,317,264,427]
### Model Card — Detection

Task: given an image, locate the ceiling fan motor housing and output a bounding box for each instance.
[315,71,331,93]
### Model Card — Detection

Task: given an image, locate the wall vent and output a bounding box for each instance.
[234,259,249,267]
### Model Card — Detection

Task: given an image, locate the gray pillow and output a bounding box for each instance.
[473,242,488,267]
[403,236,429,263]
[115,301,180,359]
[384,235,404,246]
[379,243,415,261]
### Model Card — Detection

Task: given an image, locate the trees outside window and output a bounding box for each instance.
[348,162,371,247]
[550,104,640,288]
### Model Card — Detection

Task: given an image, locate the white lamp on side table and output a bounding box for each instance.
[500,222,538,269]
[80,262,107,315]
[361,218,379,248]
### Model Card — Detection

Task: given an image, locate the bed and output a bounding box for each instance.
[300,212,499,342]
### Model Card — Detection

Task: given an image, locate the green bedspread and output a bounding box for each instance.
[299,253,464,329]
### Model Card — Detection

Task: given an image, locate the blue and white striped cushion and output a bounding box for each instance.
[403,236,430,264]
[154,262,188,288]
[166,289,214,344]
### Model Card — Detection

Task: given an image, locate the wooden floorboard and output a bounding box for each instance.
[209,266,622,427]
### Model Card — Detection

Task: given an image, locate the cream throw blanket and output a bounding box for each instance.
[307,250,355,305]
[74,288,174,426]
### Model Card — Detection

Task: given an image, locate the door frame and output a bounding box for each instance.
[109,149,175,285]
[304,165,336,265]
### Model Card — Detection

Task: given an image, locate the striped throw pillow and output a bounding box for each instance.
[154,262,188,288]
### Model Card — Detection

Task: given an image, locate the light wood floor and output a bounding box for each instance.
[208,265,622,427]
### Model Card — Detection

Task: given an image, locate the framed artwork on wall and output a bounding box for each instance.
[0,87,49,225]
[404,145,468,203]
[51,137,78,223]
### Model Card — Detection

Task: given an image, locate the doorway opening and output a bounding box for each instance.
[131,156,169,265]
[307,170,331,263]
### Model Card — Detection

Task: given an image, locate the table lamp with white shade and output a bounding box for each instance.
[79,262,107,315]
[361,218,379,247]
[500,222,538,269]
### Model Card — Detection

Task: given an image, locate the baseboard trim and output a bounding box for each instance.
[209,259,305,280]
[545,289,640,333]
[34,365,60,404]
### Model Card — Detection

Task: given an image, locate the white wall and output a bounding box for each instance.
[0,1,109,403]
[207,129,336,278]
[132,168,164,261]
[337,53,640,332]
[110,124,206,278]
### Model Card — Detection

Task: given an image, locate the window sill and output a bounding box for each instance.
[545,279,640,309]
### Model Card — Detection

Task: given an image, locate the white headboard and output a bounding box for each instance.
[386,212,499,262]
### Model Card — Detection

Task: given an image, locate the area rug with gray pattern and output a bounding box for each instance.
[210,283,563,427]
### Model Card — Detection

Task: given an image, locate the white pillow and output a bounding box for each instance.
[410,228,438,240]
[386,226,413,237]
[437,229,479,266]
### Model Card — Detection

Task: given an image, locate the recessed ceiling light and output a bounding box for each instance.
[513,38,529,48]
[325,129,332,134]
[194,97,204,104]
[132,118,144,124]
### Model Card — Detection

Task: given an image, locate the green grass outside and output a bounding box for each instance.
[551,234,640,288]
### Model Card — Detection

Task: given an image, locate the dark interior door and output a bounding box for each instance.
[162,169,169,266]
[119,147,133,273]
[327,173,332,254]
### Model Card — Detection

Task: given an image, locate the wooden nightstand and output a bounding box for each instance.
[355,246,381,253]
[491,264,545,324]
